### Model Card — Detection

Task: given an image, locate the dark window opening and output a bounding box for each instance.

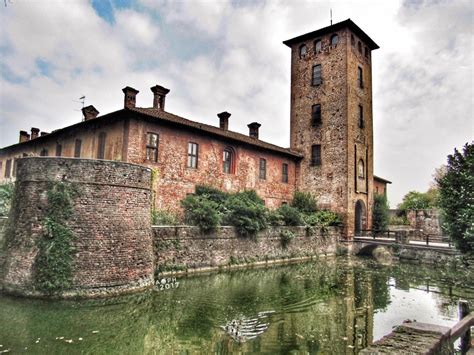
[282,163,288,183]
[358,41,362,53]
[299,44,307,58]
[312,64,322,86]
[351,34,355,46]
[312,104,321,126]
[187,142,198,168]
[97,132,106,159]
[311,145,321,166]
[259,158,266,180]
[223,147,235,174]
[5,159,11,178]
[358,66,364,88]
[365,47,369,58]
[146,132,159,162]
[55,144,62,157]
[281,201,288,206]
[331,34,338,46]
[358,105,364,129]
[314,39,322,53]
[40,148,48,157]
[74,139,82,158]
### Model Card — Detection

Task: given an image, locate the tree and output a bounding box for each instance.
[373,194,389,233]
[398,190,435,212]
[437,142,474,253]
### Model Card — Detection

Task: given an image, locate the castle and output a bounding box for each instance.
[0,19,390,237]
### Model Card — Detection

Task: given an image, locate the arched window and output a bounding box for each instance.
[314,39,322,53]
[358,159,365,178]
[358,41,362,53]
[331,34,338,46]
[223,147,235,174]
[299,44,307,58]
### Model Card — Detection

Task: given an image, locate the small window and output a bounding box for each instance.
[312,104,321,126]
[365,47,369,58]
[282,163,288,183]
[55,144,62,157]
[358,41,362,53]
[223,147,234,174]
[5,159,11,178]
[351,34,355,46]
[74,139,82,158]
[187,142,198,168]
[12,159,18,177]
[311,145,321,166]
[314,39,322,53]
[358,105,364,129]
[97,132,106,159]
[358,67,364,88]
[40,148,48,157]
[358,159,365,178]
[312,64,322,86]
[259,158,266,180]
[299,44,307,58]
[146,132,159,162]
[331,34,338,46]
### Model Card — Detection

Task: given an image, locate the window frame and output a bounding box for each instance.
[358,41,362,53]
[358,66,364,89]
[312,64,322,86]
[187,142,199,169]
[74,139,82,158]
[358,105,364,129]
[311,144,322,166]
[312,104,322,126]
[4,159,11,178]
[330,34,338,46]
[97,132,107,160]
[299,44,307,58]
[282,163,289,183]
[223,147,235,174]
[259,158,266,180]
[314,39,322,53]
[146,132,159,163]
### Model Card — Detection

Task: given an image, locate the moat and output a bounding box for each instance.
[1,256,472,354]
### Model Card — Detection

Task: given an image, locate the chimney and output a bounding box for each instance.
[31,127,40,140]
[218,111,231,131]
[19,130,29,143]
[150,85,170,110]
[247,122,261,139]
[122,86,139,109]
[82,105,100,121]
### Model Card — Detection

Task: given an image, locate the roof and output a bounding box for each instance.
[374,175,392,184]
[130,107,303,159]
[283,18,379,50]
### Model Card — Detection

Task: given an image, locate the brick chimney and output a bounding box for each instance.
[31,127,40,140]
[82,105,100,121]
[218,111,231,131]
[247,122,261,139]
[19,130,30,143]
[150,85,170,110]
[122,86,139,109]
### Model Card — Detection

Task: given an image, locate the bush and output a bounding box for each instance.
[373,194,389,233]
[276,205,303,226]
[0,182,14,216]
[224,191,268,237]
[280,230,295,248]
[267,209,284,226]
[151,209,181,225]
[302,210,342,227]
[291,191,317,213]
[389,215,409,226]
[195,185,229,205]
[181,194,221,233]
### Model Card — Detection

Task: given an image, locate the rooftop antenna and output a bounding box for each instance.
[330,8,333,25]
[72,95,86,120]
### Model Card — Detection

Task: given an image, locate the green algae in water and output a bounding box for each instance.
[0,257,473,354]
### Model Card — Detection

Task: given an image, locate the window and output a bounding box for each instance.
[97,132,106,159]
[40,148,48,157]
[223,147,234,174]
[358,66,364,88]
[55,144,62,157]
[314,39,322,53]
[12,159,17,177]
[312,64,322,86]
[281,201,288,206]
[312,104,321,126]
[365,47,369,58]
[331,34,338,46]
[358,159,365,178]
[311,145,321,166]
[358,41,362,53]
[282,163,288,183]
[74,139,82,158]
[259,158,266,180]
[299,44,307,58]
[5,159,11,178]
[187,142,198,168]
[146,132,158,162]
[351,34,355,46]
[358,105,364,129]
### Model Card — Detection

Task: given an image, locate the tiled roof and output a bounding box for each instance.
[374,175,392,184]
[129,107,303,159]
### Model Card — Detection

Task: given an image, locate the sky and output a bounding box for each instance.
[0,0,472,206]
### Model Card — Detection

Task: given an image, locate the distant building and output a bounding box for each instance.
[0,19,390,237]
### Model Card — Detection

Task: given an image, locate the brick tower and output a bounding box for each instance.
[283,19,379,238]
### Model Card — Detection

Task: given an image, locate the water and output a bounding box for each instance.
[1,257,472,354]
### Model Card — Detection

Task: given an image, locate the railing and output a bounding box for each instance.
[355,229,453,248]
[450,301,473,354]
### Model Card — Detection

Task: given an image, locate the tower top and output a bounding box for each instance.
[283,18,379,50]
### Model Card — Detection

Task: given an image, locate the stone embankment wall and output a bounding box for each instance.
[406,209,442,236]
[1,157,154,298]
[152,225,340,274]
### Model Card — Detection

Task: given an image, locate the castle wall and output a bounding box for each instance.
[1,157,154,298]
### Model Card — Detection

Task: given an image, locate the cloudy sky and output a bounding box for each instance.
[0,0,472,206]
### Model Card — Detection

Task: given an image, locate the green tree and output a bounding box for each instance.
[398,191,433,212]
[372,194,389,233]
[437,142,474,253]
[0,182,14,216]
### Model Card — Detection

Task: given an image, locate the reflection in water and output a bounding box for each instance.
[0,257,472,354]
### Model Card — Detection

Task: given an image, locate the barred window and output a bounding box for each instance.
[187,142,198,168]
[312,64,322,86]
[146,132,159,162]
[74,139,82,158]
[312,104,321,126]
[259,158,266,180]
[311,145,321,166]
[282,163,288,183]
[97,132,106,159]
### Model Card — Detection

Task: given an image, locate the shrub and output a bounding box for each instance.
[224,191,268,237]
[280,230,295,248]
[195,185,229,205]
[306,210,342,227]
[277,205,303,226]
[267,209,284,226]
[151,209,181,225]
[181,194,221,233]
[0,182,14,216]
[373,194,389,233]
[291,191,317,213]
[389,215,409,226]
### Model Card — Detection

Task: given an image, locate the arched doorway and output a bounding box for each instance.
[355,200,366,235]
